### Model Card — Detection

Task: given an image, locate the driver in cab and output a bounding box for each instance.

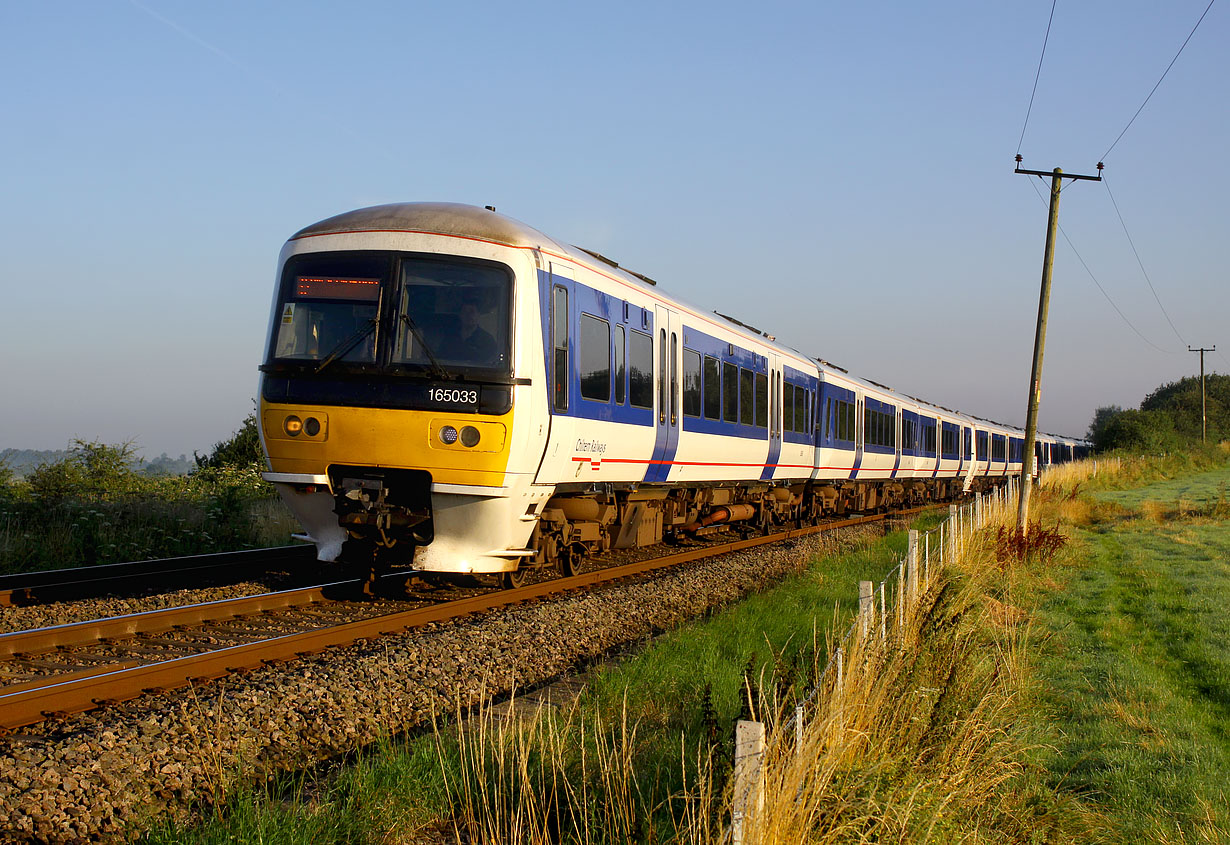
[442,300,498,364]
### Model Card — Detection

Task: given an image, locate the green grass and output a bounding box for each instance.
[139,521,926,843]
[1093,461,1230,511]
[1024,467,1230,842]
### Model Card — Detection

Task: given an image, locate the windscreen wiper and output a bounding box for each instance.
[314,319,378,375]
[399,313,453,381]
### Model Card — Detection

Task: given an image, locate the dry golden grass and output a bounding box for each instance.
[433,493,1107,844]
[1141,500,1168,524]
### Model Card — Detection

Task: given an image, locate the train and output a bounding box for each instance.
[257,202,1088,586]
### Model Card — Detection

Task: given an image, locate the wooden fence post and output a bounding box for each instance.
[732,719,766,844]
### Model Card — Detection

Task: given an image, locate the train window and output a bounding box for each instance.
[723,362,738,422]
[614,325,626,405]
[671,334,679,422]
[704,356,720,419]
[794,387,806,433]
[824,397,832,441]
[579,314,610,402]
[755,372,768,428]
[392,257,511,372]
[659,330,667,423]
[552,286,568,412]
[683,349,701,417]
[740,368,754,426]
[628,330,653,409]
[783,383,794,432]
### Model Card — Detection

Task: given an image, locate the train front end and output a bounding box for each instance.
[257,203,551,575]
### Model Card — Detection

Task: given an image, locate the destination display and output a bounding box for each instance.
[295,276,381,301]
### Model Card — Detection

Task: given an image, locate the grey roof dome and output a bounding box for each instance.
[290,202,560,250]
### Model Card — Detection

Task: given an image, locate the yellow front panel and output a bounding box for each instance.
[261,400,514,487]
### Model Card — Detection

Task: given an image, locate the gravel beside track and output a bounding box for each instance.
[0,526,878,842]
[0,581,297,635]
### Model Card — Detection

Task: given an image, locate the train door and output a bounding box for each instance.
[762,354,783,480]
[645,304,681,482]
[533,264,577,484]
[853,392,864,476]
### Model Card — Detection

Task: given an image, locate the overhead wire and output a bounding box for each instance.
[1102,173,1189,347]
[1101,0,1217,161]
[1015,0,1058,156]
[1025,177,1179,355]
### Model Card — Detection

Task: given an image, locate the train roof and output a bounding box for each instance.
[291,202,569,252]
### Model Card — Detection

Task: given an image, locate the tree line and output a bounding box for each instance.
[1088,374,1230,451]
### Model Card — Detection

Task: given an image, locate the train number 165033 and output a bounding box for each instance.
[429,387,478,405]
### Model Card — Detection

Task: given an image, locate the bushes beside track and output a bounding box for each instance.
[0,417,298,574]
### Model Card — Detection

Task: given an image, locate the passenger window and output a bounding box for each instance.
[723,362,738,422]
[683,348,701,418]
[628,330,653,409]
[659,329,667,423]
[552,286,568,412]
[704,355,720,419]
[795,387,806,433]
[579,314,610,402]
[755,372,767,428]
[740,368,754,425]
[614,325,625,405]
[783,383,794,432]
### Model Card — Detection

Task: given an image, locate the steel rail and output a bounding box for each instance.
[0,508,927,731]
[0,545,318,607]
[0,580,363,659]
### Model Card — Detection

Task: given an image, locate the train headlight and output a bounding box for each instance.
[284,415,303,436]
[460,426,481,447]
[439,425,459,445]
[304,417,321,437]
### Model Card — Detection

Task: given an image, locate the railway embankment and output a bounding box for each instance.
[141,450,1230,844]
[0,524,881,843]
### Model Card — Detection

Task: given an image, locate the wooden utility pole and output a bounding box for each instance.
[1189,345,1216,443]
[1014,157,1103,534]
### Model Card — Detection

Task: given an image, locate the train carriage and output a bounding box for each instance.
[258,202,1078,584]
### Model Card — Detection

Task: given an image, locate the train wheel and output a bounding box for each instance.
[557,545,578,578]
[501,564,527,590]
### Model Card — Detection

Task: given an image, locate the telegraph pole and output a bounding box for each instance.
[1189,345,1216,443]
[1014,157,1103,534]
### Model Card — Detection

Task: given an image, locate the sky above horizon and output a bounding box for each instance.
[1,0,1226,458]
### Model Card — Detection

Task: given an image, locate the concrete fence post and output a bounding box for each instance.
[896,567,904,633]
[907,530,919,607]
[879,579,887,643]
[859,580,874,642]
[795,703,804,757]
[835,646,844,700]
[924,532,930,588]
[732,719,766,844]
[948,504,958,561]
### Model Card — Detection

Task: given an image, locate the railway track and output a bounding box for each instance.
[0,545,319,607]
[0,508,929,733]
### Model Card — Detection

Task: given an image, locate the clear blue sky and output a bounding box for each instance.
[1,0,1225,458]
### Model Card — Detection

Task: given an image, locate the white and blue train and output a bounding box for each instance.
[258,203,1087,585]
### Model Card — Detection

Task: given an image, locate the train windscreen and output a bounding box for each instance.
[268,252,512,379]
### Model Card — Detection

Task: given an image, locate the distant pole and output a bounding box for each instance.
[1189,346,1215,443]
[1014,157,1103,535]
